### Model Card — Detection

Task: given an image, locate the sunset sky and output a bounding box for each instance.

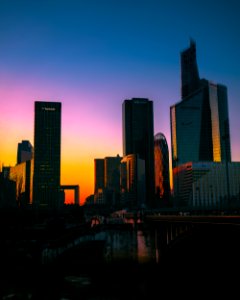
[0,0,239,204]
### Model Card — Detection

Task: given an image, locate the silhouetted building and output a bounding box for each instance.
[181,39,200,99]
[9,159,33,207]
[2,166,10,179]
[120,154,145,209]
[104,155,122,191]
[171,40,232,208]
[94,159,104,193]
[33,101,61,209]
[17,140,33,164]
[154,133,170,206]
[94,155,122,206]
[123,98,155,208]
[0,171,16,208]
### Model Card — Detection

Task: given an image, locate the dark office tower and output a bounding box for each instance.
[181,39,200,99]
[171,43,231,169]
[94,159,105,193]
[17,140,33,164]
[154,133,170,206]
[123,98,155,208]
[33,101,61,209]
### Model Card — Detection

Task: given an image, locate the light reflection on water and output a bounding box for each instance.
[104,226,158,264]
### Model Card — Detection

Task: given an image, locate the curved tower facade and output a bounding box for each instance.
[154,133,170,206]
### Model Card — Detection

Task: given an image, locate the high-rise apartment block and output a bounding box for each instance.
[122,98,155,208]
[33,101,61,209]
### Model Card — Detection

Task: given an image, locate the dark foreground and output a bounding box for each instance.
[1,215,240,299]
[1,231,240,300]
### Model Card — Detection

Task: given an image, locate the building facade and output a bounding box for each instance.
[122,98,155,208]
[120,154,145,209]
[33,101,61,209]
[94,159,105,193]
[9,159,33,207]
[94,155,122,207]
[170,41,232,208]
[171,40,231,168]
[173,162,240,210]
[17,140,33,164]
[154,133,170,206]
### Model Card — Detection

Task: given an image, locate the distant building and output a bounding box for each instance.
[33,101,61,209]
[0,171,16,208]
[17,140,33,164]
[122,98,155,208]
[94,155,122,207]
[94,159,104,193]
[154,133,170,206]
[9,159,33,207]
[173,162,240,210]
[120,154,145,209]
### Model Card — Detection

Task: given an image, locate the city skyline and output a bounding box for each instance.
[0,0,239,204]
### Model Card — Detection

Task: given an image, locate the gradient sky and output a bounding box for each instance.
[0,0,239,204]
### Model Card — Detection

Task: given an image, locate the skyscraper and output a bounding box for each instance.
[120,154,145,209]
[123,98,155,208]
[94,155,122,206]
[171,40,231,169]
[33,101,61,209]
[17,140,33,164]
[94,159,104,193]
[154,133,170,206]
[170,40,232,208]
[181,39,200,99]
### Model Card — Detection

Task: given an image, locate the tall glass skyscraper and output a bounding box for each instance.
[122,98,155,208]
[180,39,200,99]
[33,101,61,209]
[17,140,33,164]
[171,41,231,169]
[171,40,232,208]
[154,133,170,206]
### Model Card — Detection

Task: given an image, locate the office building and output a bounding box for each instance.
[173,162,240,210]
[17,140,33,164]
[0,170,16,208]
[170,40,232,208]
[9,159,33,207]
[180,38,200,99]
[123,98,155,208]
[33,101,61,209]
[120,154,145,209]
[94,159,105,193]
[154,133,170,206]
[171,40,231,169]
[94,155,122,206]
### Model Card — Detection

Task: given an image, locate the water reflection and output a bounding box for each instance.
[103,226,158,264]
